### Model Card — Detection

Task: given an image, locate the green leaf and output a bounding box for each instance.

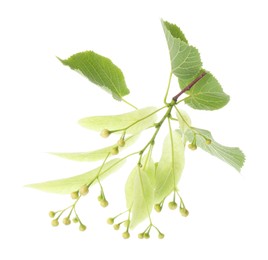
[26,159,124,194]
[162,20,188,44]
[125,167,154,229]
[79,107,158,135]
[162,20,202,80]
[50,135,138,162]
[185,128,245,172]
[58,51,129,100]
[184,72,230,110]
[154,131,185,203]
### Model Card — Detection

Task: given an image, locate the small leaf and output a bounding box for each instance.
[125,167,154,229]
[50,135,138,162]
[79,107,158,135]
[162,20,202,80]
[154,131,185,203]
[58,51,129,100]
[185,128,245,172]
[26,159,124,194]
[184,72,230,110]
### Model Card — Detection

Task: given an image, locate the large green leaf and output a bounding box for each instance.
[154,131,185,203]
[184,72,230,110]
[50,135,138,162]
[185,128,245,172]
[26,159,124,194]
[125,167,154,229]
[79,107,158,135]
[58,51,129,100]
[162,20,202,80]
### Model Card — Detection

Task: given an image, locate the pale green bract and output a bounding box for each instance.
[162,20,202,80]
[26,159,124,194]
[50,135,138,162]
[184,73,230,110]
[125,153,155,228]
[154,130,185,203]
[185,128,245,172]
[125,167,154,229]
[79,107,158,134]
[58,51,129,100]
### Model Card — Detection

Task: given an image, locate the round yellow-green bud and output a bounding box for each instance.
[63,217,71,225]
[122,231,130,239]
[188,143,197,150]
[113,224,120,230]
[79,224,87,231]
[154,204,162,212]
[110,147,119,155]
[206,139,212,145]
[100,129,110,138]
[107,218,114,225]
[49,211,56,218]
[117,139,125,147]
[100,199,109,208]
[168,201,178,210]
[144,233,150,239]
[72,217,79,223]
[51,219,59,227]
[70,191,79,200]
[158,233,165,239]
[180,207,189,217]
[79,184,89,196]
[138,233,144,239]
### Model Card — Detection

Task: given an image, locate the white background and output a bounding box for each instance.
[1,0,268,259]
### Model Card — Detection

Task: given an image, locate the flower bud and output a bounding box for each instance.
[138,233,144,239]
[107,218,114,225]
[100,129,110,138]
[144,233,150,239]
[158,233,165,239]
[49,211,56,218]
[51,219,59,227]
[180,207,189,217]
[100,199,109,208]
[168,201,178,210]
[72,217,79,223]
[79,224,87,231]
[113,224,120,230]
[111,147,119,155]
[63,217,71,225]
[154,204,162,212]
[79,184,89,196]
[206,139,212,145]
[117,139,125,147]
[188,143,197,150]
[70,191,79,200]
[122,231,130,239]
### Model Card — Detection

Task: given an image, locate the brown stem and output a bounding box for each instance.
[172,72,207,102]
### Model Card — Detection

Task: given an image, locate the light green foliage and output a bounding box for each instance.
[154,131,185,203]
[58,51,129,100]
[162,20,202,80]
[28,19,245,238]
[79,107,158,134]
[184,73,230,110]
[26,159,124,194]
[185,128,245,171]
